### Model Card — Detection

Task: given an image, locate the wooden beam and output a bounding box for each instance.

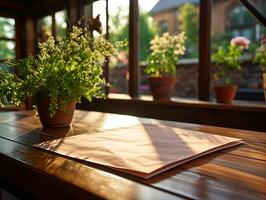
[237,0,266,27]
[17,15,25,59]
[0,37,15,41]
[64,0,81,27]
[0,1,26,14]
[128,0,139,97]
[51,13,56,37]
[105,0,110,95]
[31,0,64,19]
[24,16,36,56]
[198,0,211,101]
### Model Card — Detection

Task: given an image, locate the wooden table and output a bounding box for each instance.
[0,110,265,200]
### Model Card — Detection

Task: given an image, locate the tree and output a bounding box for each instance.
[139,12,156,62]
[0,17,15,60]
[109,9,156,62]
[178,3,199,58]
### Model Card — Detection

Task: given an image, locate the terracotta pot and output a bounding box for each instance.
[263,73,266,102]
[37,97,76,128]
[214,85,238,104]
[148,76,176,100]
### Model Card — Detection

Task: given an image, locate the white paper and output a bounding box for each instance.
[34,124,242,178]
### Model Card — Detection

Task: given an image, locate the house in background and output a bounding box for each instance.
[149,0,265,99]
[150,0,265,42]
[150,0,198,34]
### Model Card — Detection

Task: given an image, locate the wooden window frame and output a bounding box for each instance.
[17,0,264,131]
[33,0,265,103]
[226,4,257,41]
[23,0,266,102]
[75,0,266,132]
[36,11,67,41]
[95,0,213,100]
[71,0,212,100]
[119,0,265,101]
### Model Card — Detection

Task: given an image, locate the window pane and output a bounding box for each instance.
[0,62,15,72]
[0,40,15,60]
[92,0,107,36]
[37,15,52,43]
[84,1,107,36]
[249,0,266,15]
[42,15,52,35]
[84,3,93,26]
[139,0,199,98]
[0,17,15,39]
[109,0,129,94]
[211,1,266,101]
[55,10,67,38]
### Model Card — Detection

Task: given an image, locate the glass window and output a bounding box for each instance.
[92,0,107,36]
[211,1,266,101]
[36,10,67,44]
[83,0,129,94]
[37,15,52,43]
[0,16,16,62]
[249,0,266,15]
[139,0,199,98]
[42,15,52,36]
[158,20,168,34]
[0,17,15,39]
[84,0,107,36]
[227,5,256,41]
[0,41,15,60]
[55,11,67,38]
[108,0,129,94]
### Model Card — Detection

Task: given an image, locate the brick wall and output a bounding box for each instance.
[109,60,264,99]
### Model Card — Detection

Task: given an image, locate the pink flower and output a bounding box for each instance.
[230,36,250,49]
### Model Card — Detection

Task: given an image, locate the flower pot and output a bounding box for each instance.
[148,76,176,100]
[214,85,238,104]
[37,97,76,128]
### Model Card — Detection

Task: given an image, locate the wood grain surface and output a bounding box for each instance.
[0,110,265,200]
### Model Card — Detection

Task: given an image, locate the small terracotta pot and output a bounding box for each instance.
[214,85,238,104]
[148,76,176,100]
[37,97,76,128]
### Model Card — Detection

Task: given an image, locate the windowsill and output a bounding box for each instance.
[107,93,266,112]
[77,93,266,131]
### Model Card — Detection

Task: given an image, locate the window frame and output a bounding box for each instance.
[227,4,257,41]
[64,0,266,103]
[36,10,68,43]
[87,0,212,100]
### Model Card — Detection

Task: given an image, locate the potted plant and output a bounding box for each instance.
[212,36,250,104]
[145,32,186,100]
[253,36,266,102]
[0,26,125,128]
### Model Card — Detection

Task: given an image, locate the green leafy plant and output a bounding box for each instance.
[145,32,186,77]
[178,3,199,58]
[212,36,250,85]
[0,26,126,116]
[253,37,266,72]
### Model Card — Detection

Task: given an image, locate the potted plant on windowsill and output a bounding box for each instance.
[212,36,250,104]
[253,36,266,102]
[0,26,125,128]
[145,32,186,100]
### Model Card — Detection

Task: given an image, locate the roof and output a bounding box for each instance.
[150,0,199,14]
